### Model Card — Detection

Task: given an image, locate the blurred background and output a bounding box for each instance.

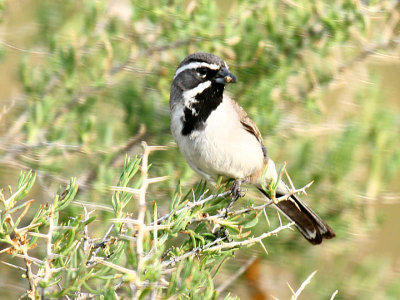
[0,0,400,299]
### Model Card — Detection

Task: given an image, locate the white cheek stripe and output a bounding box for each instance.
[173,62,219,79]
[182,81,211,115]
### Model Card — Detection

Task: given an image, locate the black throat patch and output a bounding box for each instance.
[181,82,224,136]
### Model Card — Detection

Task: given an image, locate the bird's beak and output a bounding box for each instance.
[215,67,237,84]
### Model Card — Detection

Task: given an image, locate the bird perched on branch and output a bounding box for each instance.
[169,52,335,244]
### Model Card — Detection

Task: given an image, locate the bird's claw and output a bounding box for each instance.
[231,179,245,200]
[214,227,232,242]
[225,179,246,214]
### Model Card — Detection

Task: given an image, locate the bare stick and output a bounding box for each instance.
[154,190,231,224]
[136,143,167,275]
[162,222,294,268]
[136,142,150,271]
[290,270,317,300]
[330,290,339,300]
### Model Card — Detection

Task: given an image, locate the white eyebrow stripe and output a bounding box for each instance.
[173,62,220,79]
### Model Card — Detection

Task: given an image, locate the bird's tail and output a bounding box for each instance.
[258,188,336,245]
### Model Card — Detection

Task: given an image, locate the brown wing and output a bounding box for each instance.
[229,98,268,158]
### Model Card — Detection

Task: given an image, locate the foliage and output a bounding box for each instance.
[1,0,400,299]
[0,148,300,299]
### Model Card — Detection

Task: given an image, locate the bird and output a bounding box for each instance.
[169,52,336,245]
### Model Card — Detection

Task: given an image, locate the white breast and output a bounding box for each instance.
[171,95,264,182]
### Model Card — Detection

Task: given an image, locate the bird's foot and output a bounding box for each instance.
[214,227,232,242]
[227,179,245,211]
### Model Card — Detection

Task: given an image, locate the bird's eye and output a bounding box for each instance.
[196,67,208,77]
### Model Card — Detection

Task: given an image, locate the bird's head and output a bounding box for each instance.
[172,52,237,91]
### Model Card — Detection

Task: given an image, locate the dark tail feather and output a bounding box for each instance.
[258,189,336,245]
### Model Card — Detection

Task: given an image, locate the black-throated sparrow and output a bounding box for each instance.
[169,52,335,244]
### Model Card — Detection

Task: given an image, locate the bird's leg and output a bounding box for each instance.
[227,179,245,211]
[218,179,245,239]
[214,227,232,242]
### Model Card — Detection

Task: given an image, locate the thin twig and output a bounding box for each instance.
[91,257,139,280]
[162,222,294,268]
[191,180,313,224]
[136,142,150,271]
[0,40,49,54]
[42,201,55,298]
[290,270,317,300]
[87,224,115,266]
[153,202,158,252]
[330,290,339,300]
[0,260,27,272]
[154,190,231,224]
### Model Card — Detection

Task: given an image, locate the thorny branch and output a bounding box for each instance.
[288,270,317,300]
[162,222,294,268]
[0,145,317,299]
